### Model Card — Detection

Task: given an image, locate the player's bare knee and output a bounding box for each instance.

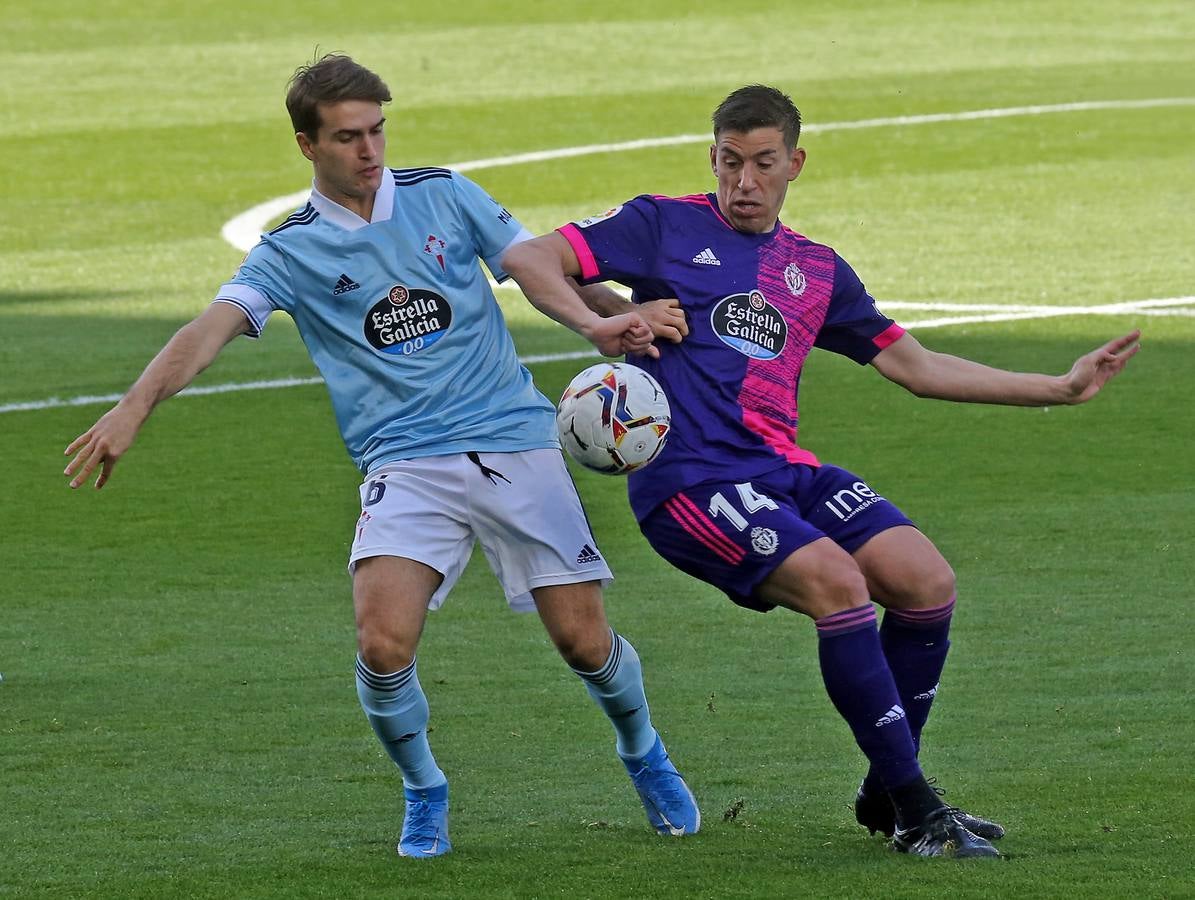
[760,551,869,619]
[925,562,957,607]
[356,624,417,673]
[551,625,611,671]
[887,561,956,609]
[809,566,871,618]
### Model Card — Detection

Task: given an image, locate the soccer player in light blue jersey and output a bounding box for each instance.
[63,54,699,857]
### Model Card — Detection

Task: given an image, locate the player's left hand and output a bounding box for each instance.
[1061,330,1141,404]
[587,311,658,359]
[638,298,689,344]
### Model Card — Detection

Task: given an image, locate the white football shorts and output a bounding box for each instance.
[348,448,613,612]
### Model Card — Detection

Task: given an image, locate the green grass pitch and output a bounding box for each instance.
[2,1,1193,896]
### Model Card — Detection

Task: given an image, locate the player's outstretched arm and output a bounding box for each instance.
[503,233,656,357]
[63,303,250,489]
[871,329,1140,406]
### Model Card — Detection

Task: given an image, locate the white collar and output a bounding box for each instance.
[308,170,394,231]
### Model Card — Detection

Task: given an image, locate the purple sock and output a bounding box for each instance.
[816,604,922,790]
[863,595,955,794]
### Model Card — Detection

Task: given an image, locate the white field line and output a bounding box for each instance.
[7,296,1190,415]
[902,296,1194,329]
[220,97,1195,252]
[19,99,1191,417]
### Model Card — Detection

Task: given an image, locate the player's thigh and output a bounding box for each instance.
[797,464,952,607]
[755,536,870,619]
[852,525,956,610]
[470,449,612,612]
[348,457,476,612]
[352,555,443,672]
[638,476,827,613]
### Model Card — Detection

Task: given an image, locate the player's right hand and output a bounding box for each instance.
[638,298,689,344]
[588,311,658,359]
[63,405,141,489]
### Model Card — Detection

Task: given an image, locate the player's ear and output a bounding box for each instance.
[789,147,806,182]
[296,131,316,162]
[709,143,717,174]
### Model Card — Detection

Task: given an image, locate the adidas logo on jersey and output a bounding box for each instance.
[875,704,907,727]
[692,248,721,266]
[333,273,361,295]
[576,544,602,565]
[913,684,939,702]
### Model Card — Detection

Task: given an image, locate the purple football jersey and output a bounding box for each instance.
[559,193,905,520]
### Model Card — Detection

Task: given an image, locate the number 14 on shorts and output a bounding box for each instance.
[708,482,779,531]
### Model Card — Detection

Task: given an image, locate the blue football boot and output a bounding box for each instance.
[398,782,451,858]
[622,735,701,836]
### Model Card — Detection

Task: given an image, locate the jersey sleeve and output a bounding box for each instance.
[814,253,906,363]
[555,196,662,286]
[450,172,530,281]
[212,240,295,338]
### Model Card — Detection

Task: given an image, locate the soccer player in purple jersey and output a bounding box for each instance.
[504,84,1140,858]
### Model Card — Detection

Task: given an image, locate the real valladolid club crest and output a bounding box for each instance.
[784,262,806,297]
[751,527,779,556]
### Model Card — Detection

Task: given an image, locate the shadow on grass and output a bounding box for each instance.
[0,309,593,407]
[0,288,148,307]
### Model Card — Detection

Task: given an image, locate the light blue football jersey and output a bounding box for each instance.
[214,168,559,473]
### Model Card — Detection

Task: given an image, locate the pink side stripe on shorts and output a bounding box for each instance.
[665,494,744,565]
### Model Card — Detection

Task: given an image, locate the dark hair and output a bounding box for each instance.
[285,53,392,140]
[712,85,802,150]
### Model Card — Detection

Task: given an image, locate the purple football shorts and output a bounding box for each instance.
[638,463,915,612]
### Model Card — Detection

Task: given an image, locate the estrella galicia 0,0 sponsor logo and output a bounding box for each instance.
[710,290,788,359]
[364,285,452,355]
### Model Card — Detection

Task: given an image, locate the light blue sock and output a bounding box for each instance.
[572,630,657,760]
[355,655,446,791]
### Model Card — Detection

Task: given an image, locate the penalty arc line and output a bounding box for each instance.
[221,97,1195,253]
[6,296,1189,415]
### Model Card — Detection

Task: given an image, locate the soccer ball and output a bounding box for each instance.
[556,362,671,475]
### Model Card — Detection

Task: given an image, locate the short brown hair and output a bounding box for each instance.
[285,53,392,140]
[712,85,802,150]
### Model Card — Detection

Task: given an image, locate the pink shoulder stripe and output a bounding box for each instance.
[651,193,711,206]
[873,323,906,350]
[557,223,600,281]
[649,192,738,230]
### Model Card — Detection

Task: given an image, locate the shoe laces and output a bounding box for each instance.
[925,776,947,797]
[632,762,688,805]
[404,798,441,841]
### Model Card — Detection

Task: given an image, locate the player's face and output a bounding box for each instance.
[296,100,386,209]
[710,127,805,234]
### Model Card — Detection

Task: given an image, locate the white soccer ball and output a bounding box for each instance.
[556,362,671,475]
